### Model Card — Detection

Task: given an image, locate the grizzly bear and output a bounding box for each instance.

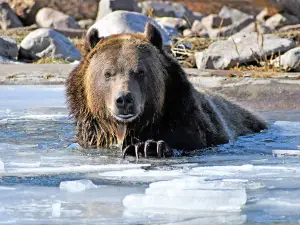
[66,23,266,159]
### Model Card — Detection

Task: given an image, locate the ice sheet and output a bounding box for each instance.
[1,86,300,224]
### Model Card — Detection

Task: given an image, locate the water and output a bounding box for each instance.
[1,85,300,225]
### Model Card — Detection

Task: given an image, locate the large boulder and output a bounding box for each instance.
[88,11,172,45]
[219,6,252,23]
[36,8,80,29]
[265,13,300,30]
[0,2,23,29]
[155,17,187,36]
[7,0,98,25]
[271,47,300,71]
[201,14,232,30]
[195,32,296,70]
[205,7,254,38]
[19,28,81,62]
[139,1,202,24]
[0,36,18,59]
[266,0,300,20]
[96,0,140,20]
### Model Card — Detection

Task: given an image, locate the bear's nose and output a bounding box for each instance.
[115,92,135,111]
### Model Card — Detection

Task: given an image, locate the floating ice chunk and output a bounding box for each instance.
[273,150,300,157]
[124,188,246,212]
[52,203,61,217]
[98,169,184,182]
[149,177,248,190]
[66,143,81,150]
[190,164,254,176]
[59,180,97,192]
[1,164,150,177]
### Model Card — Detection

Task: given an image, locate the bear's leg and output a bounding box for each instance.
[122,140,173,160]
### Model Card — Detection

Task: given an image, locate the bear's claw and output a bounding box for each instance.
[122,140,172,160]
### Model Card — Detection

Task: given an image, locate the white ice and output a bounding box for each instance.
[59,180,98,193]
[0,164,151,177]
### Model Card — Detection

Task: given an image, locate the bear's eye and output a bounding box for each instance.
[104,72,112,79]
[137,70,144,76]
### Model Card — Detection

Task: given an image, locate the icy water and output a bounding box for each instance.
[1,86,300,225]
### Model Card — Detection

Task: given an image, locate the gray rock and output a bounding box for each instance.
[78,19,95,29]
[271,47,300,70]
[0,2,23,30]
[219,6,252,23]
[88,11,172,45]
[207,16,254,38]
[139,1,202,24]
[19,28,81,62]
[266,0,300,20]
[265,13,300,30]
[195,32,296,70]
[36,8,81,30]
[97,0,140,20]
[0,36,18,59]
[232,21,273,37]
[0,56,24,64]
[155,17,187,36]
[201,14,232,30]
[279,24,300,32]
[256,8,269,22]
[191,20,204,33]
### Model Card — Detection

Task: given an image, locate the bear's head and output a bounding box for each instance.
[84,23,167,125]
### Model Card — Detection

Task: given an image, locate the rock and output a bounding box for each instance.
[183,29,194,37]
[201,14,232,30]
[191,20,204,33]
[233,21,273,36]
[0,2,23,29]
[7,0,98,25]
[88,11,171,45]
[207,16,254,38]
[78,19,94,29]
[265,13,300,30]
[97,0,140,20]
[139,1,203,24]
[155,17,187,36]
[19,28,81,62]
[36,8,80,29]
[271,47,300,71]
[279,24,300,32]
[195,32,296,70]
[265,0,300,20]
[204,6,255,38]
[0,36,18,59]
[219,6,252,23]
[256,8,277,22]
[0,55,24,64]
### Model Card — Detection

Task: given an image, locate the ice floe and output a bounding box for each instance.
[59,180,98,192]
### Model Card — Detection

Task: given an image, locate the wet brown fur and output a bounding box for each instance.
[66,25,267,151]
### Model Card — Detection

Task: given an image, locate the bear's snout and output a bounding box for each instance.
[113,92,139,122]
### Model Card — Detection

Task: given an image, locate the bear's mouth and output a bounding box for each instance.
[113,113,139,123]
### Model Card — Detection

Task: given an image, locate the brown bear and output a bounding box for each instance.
[66,23,267,159]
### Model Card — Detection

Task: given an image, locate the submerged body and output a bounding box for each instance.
[66,23,266,157]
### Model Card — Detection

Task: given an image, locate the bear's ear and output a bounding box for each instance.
[144,22,163,50]
[86,28,104,51]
